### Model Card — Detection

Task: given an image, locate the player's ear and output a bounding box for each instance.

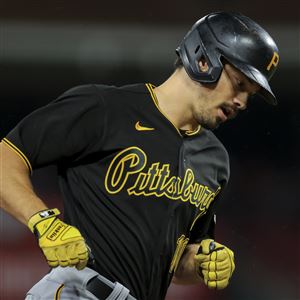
[199,58,209,73]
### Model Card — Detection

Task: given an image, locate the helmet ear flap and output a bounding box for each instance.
[176,23,223,84]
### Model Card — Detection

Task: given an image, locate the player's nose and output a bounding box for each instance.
[233,93,248,110]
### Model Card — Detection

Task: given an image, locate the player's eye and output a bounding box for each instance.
[235,77,245,89]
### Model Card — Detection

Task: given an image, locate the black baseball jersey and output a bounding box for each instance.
[5,83,230,300]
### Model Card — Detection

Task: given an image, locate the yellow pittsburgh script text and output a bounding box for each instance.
[105,147,220,213]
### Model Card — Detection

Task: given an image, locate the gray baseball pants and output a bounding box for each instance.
[25,266,137,300]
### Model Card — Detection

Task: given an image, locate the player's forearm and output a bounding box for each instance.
[0,142,48,225]
[172,244,202,285]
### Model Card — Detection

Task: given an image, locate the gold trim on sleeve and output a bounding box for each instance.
[2,138,33,174]
[54,284,64,300]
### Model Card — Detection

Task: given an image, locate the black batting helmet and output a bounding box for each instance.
[176,12,280,105]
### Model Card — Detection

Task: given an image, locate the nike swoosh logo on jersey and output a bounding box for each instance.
[135,121,155,131]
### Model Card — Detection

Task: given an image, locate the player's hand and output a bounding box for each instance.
[194,239,235,289]
[27,208,89,270]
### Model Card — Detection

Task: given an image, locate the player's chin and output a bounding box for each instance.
[201,118,222,130]
[195,113,222,130]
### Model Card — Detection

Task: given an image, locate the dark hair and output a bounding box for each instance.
[174,56,183,70]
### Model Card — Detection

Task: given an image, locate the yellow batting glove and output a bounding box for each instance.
[194,239,235,290]
[28,208,89,270]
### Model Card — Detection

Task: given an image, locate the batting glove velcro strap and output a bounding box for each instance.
[27,208,89,270]
[194,239,235,290]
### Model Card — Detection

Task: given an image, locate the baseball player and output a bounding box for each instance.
[0,12,279,300]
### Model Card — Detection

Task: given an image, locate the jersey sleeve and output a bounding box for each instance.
[189,132,230,244]
[188,185,229,244]
[4,84,106,171]
[189,207,216,243]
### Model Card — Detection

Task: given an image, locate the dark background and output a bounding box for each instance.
[1,1,299,299]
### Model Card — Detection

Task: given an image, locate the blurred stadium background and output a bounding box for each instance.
[0,1,299,299]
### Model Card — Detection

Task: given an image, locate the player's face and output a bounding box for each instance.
[193,63,261,129]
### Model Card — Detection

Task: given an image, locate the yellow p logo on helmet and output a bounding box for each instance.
[267,52,279,71]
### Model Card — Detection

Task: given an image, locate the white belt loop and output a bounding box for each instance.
[116,283,130,300]
[106,282,121,300]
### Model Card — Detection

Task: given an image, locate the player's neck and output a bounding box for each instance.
[154,68,200,131]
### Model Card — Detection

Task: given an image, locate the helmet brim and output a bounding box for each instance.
[230,61,277,106]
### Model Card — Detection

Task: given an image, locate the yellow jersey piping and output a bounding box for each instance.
[54,284,64,300]
[2,138,33,174]
[185,126,201,136]
[146,83,182,136]
[145,83,201,137]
